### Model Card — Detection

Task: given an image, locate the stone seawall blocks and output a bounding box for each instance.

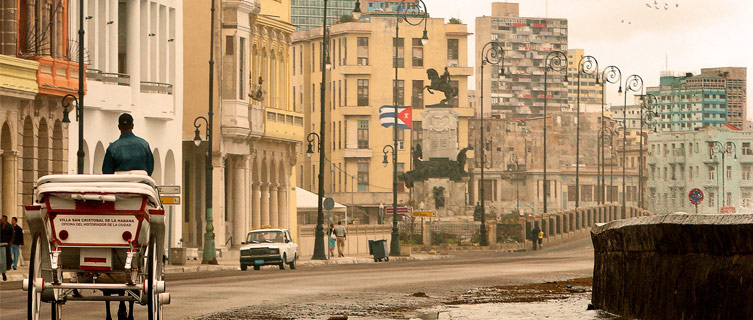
[591,214,753,319]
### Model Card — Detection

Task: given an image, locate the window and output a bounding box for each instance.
[239,37,246,99]
[726,193,732,207]
[357,120,369,149]
[726,166,732,180]
[338,121,342,149]
[397,163,405,192]
[396,129,405,150]
[393,80,404,106]
[292,46,296,74]
[357,160,369,191]
[608,186,618,202]
[393,37,404,68]
[582,185,593,202]
[357,79,369,106]
[357,37,369,65]
[709,192,715,207]
[743,165,752,180]
[449,80,459,107]
[568,185,577,201]
[412,80,424,108]
[744,142,752,155]
[447,39,459,66]
[709,167,715,180]
[411,38,423,67]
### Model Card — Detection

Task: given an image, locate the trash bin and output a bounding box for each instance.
[169,247,186,265]
[0,243,7,274]
[368,239,389,262]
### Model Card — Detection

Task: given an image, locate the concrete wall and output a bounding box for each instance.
[591,214,753,319]
[298,224,393,257]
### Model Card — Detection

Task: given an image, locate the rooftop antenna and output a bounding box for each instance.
[546,0,549,18]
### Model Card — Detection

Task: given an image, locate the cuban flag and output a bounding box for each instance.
[379,105,412,129]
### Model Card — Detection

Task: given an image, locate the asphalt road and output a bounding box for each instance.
[0,238,594,320]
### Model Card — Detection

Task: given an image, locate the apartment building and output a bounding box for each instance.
[647,73,728,132]
[0,0,73,221]
[647,126,753,214]
[566,49,602,113]
[292,0,358,31]
[183,0,303,250]
[292,17,473,223]
[686,67,747,129]
[475,2,568,119]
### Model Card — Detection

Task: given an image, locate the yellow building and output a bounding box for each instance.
[292,17,474,223]
[567,49,602,113]
[182,0,303,251]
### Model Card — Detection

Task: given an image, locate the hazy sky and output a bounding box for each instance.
[429,0,752,120]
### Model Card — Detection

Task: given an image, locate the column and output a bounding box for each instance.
[260,183,270,226]
[232,161,247,246]
[277,185,288,229]
[126,0,141,99]
[2,151,18,221]
[269,185,278,228]
[252,182,261,229]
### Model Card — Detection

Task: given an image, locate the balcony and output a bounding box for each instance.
[339,64,371,75]
[35,56,81,96]
[85,70,132,112]
[264,108,304,143]
[447,66,473,76]
[340,106,373,116]
[343,148,372,158]
[141,81,175,120]
[0,55,39,98]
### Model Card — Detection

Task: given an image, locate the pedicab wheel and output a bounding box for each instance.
[240,265,248,271]
[253,266,260,270]
[147,235,162,320]
[28,233,42,320]
[51,301,61,320]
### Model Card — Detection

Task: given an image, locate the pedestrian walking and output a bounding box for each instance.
[328,223,336,258]
[102,113,155,175]
[0,215,12,281]
[530,225,541,251]
[333,221,347,257]
[11,217,24,269]
[537,229,544,250]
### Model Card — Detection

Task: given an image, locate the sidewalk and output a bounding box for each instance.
[2,253,451,282]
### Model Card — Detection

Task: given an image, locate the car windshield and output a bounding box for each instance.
[246,231,284,244]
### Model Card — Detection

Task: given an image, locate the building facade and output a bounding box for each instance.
[566,49,601,113]
[647,74,728,132]
[291,0,357,31]
[1,0,73,225]
[689,67,746,129]
[468,114,641,216]
[60,0,184,249]
[183,0,302,251]
[475,2,568,119]
[647,126,753,214]
[292,17,473,223]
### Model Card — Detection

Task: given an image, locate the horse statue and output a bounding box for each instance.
[424,67,459,106]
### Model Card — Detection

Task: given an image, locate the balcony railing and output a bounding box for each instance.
[140,81,172,95]
[101,73,130,86]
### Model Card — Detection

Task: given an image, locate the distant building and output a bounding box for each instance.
[292,0,358,31]
[475,2,569,119]
[647,126,753,214]
[647,74,728,132]
[566,49,602,113]
[690,67,746,129]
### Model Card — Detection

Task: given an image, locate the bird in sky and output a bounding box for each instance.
[646,3,651,8]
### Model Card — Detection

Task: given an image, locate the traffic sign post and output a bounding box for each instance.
[689,188,704,214]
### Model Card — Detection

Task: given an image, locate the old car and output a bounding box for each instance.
[240,229,298,271]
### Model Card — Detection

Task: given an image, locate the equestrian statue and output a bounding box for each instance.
[424,67,459,106]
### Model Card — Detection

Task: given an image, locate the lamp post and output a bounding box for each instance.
[509,153,520,214]
[478,41,504,246]
[622,75,643,218]
[192,113,216,264]
[575,55,598,209]
[389,0,428,257]
[307,0,363,260]
[638,93,658,209]
[710,141,737,210]
[599,66,621,204]
[543,51,568,215]
[599,127,615,203]
[60,0,86,173]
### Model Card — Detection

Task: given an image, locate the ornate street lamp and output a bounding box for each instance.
[192,114,216,264]
[509,153,520,214]
[478,41,504,246]
[387,0,428,257]
[599,66,621,204]
[709,141,737,211]
[638,93,659,208]
[60,0,86,174]
[599,126,616,203]
[543,51,568,215]
[622,75,643,218]
[575,55,598,208]
[310,0,364,260]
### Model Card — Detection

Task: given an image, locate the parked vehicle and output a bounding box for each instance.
[239,229,298,271]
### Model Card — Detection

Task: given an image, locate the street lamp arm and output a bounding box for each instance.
[578,55,599,81]
[625,75,644,94]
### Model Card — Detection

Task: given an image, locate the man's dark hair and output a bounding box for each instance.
[118,113,134,130]
[338,221,342,225]
[11,217,17,222]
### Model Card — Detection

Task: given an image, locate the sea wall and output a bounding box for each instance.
[591,214,753,319]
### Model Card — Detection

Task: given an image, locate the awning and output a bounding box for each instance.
[296,187,346,212]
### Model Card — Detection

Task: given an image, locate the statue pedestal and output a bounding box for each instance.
[414,177,469,218]
[421,108,459,159]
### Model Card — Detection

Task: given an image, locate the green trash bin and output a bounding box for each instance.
[368,239,389,262]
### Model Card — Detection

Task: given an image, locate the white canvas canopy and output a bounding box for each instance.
[296,187,346,213]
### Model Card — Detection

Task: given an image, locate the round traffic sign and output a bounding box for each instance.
[323,197,335,211]
[688,188,704,205]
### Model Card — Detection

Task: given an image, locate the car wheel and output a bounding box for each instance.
[289,254,297,270]
[253,265,260,270]
[279,254,287,270]
[240,264,247,271]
